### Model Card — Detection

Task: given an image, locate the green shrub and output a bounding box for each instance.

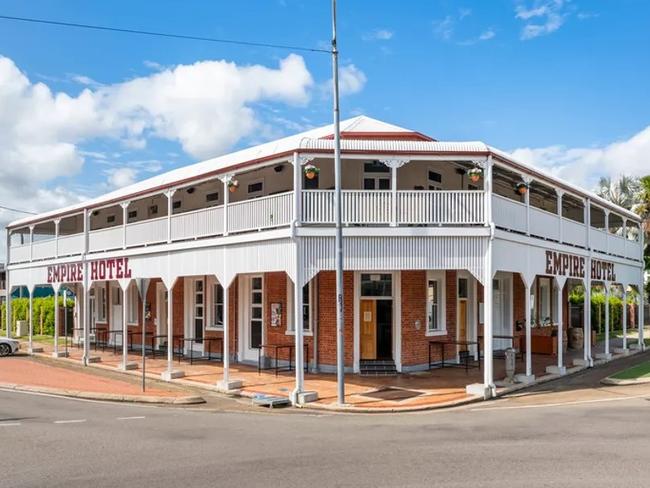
[1,297,74,336]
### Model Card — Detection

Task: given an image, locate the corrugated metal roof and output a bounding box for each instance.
[299,138,488,154]
[7,115,640,227]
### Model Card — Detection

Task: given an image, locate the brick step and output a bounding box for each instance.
[359,359,397,376]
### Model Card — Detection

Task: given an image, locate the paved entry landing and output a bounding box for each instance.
[25,336,642,411]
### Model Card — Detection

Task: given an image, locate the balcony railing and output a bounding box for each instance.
[8,188,641,264]
[302,190,484,225]
[492,194,641,260]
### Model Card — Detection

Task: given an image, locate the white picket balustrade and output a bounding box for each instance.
[398,191,484,225]
[342,190,392,224]
[227,191,293,233]
[625,239,641,260]
[171,205,224,241]
[126,217,168,247]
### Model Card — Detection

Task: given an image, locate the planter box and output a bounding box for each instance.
[15,320,29,337]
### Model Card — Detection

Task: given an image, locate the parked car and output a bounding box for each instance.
[0,338,20,356]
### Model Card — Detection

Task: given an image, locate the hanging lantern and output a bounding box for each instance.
[468,167,482,183]
[515,181,528,195]
[304,163,320,180]
[228,179,239,193]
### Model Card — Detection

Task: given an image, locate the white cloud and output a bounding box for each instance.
[0,53,316,259]
[515,0,568,40]
[107,167,138,188]
[70,74,103,88]
[509,126,650,190]
[458,28,496,46]
[363,29,394,41]
[338,64,367,95]
[432,16,455,41]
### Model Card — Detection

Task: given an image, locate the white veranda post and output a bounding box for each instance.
[27,287,33,354]
[53,284,60,357]
[523,277,533,379]
[622,286,628,350]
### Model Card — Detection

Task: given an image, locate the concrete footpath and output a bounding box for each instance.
[0,355,205,405]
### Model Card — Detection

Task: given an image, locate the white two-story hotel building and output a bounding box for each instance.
[4,116,645,402]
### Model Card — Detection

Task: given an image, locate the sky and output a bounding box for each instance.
[0,0,649,260]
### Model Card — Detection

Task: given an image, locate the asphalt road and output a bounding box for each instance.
[2,354,650,488]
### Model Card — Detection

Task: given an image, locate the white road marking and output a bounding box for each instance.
[54,419,87,424]
[117,416,145,420]
[471,394,649,411]
[0,422,21,427]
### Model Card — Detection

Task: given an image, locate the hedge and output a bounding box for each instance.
[0,297,74,336]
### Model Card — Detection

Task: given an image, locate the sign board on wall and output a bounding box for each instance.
[544,251,616,282]
[47,257,133,284]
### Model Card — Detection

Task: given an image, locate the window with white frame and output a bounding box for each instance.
[287,281,313,334]
[97,285,107,322]
[426,271,445,334]
[127,284,139,325]
[211,282,224,329]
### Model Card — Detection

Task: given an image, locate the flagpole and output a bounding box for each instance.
[331,0,345,405]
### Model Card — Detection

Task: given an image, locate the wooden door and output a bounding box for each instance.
[458,300,468,342]
[360,300,377,360]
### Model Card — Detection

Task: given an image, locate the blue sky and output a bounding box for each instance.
[0,0,649,255]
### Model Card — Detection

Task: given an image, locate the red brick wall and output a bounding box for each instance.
[400,270,458,367]
[317,270,354,367]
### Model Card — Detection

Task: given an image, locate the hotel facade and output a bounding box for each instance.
[4,116,645,402]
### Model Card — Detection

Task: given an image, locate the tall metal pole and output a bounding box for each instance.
[332,0,345,405]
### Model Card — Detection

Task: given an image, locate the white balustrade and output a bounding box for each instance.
[302,190,335,223]
[398,191,484,225]
[126,217,168,247]
[608,234,626,257]
[57,234,84,257]
[31,238,56,260]
[529,206,559,241]
[625,239,642,261]
[9,244,30,263]
[171,205,224,241]
[227,191,293,233]
[88,226,123,252]
[492,194,527,234]
[590,228,608,253]
[342,190,392,224]
[561,218,587,248]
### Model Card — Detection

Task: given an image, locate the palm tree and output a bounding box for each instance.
[596,175,641,210]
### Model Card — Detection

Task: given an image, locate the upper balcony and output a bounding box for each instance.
[7,158,488,264]
[7,154,643,266]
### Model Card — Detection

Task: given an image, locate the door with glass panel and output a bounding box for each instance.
[240,275,264,362]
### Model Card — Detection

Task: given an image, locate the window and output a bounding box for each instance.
[428,170,442,191]
[426,271,446,334]
[192,279,204,342]
[172,200,182,210]
[458,278,469,299]
[360,273,392,297]
[533,277,553,326]
[363,161,390,190]
[212,282,224,328]
[287,281,313,333]
[206,192,219,203]
[250,276,263,348]
[248,181,264,195]
[148,205,158,216]
[106,215,116,224]
[127,284,138,325]
[97,285,107,322]
[127,210,137,220]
